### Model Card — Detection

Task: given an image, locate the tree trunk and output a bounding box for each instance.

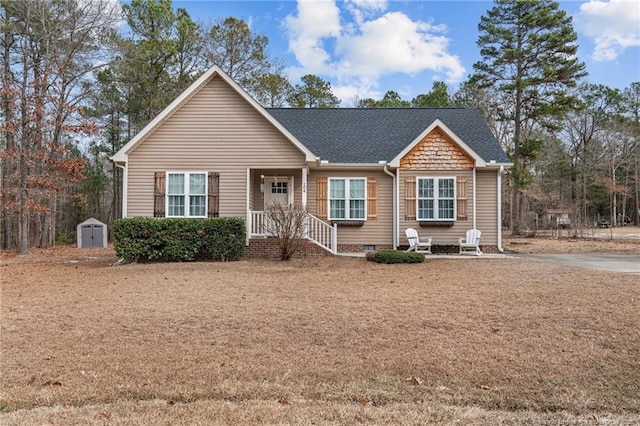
[511,187,520,234]
[510,25,525,235]
[581,160,588,225]
[611,164,616,227]
[18,151,28,255]
[40,195,55,248]
[634,143,640,226]
[1,6,15,249]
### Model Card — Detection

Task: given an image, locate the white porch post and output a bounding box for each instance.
[246,168,250,246]
[302,166,308,239]
[302,166,308,208]
[332,223,338,254]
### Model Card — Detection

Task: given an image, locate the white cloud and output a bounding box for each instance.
[576,0,640,61]
[82,0,124,28]
[283,0,465,99]
[284,0,341,75]
[337,12,464,81]
[348,0,387,11]
[331,75,384,105]
[345,0,387,25]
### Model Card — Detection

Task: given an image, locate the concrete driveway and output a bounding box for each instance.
[524,254,640,275]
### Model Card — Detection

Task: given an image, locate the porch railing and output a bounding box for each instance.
[248,210,337,254]
[305,213,337,254]
[249,211,267,237]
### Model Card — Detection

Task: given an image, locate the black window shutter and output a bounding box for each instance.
[208,172,220,217]
[154,172,165,217]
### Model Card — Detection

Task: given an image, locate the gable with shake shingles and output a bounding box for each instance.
[400,127,474,170]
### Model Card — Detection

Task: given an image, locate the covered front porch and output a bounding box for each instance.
[245,167,337,254]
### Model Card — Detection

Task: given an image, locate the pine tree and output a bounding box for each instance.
[412,82,451,107]
[473,0,586,233]
[253,72,294,108]
[204,17,271,91]
[288,75,340,108]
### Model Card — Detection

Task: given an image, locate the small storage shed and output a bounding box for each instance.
[543,208,571,229]
[77,218,107,248]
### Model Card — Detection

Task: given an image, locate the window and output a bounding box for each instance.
[167,172,207,217]
[271,181,288,194]
[417,177,455,220]
[329,178,366,220]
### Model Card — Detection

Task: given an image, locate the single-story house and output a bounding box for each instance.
[111,66,512,256]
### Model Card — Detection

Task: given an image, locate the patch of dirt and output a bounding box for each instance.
[0,245,118,265]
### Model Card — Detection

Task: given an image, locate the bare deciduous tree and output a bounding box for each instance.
[1,0,121,253]
[264,203,307,260]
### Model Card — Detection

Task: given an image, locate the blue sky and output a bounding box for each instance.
[152,0,639,105]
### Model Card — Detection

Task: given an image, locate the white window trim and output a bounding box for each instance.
[328,177,367,221]
[166,171,208,218]
[416,176,456,221]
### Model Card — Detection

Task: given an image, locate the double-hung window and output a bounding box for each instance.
[417,177,455,220]
[329,178,366,220]
[167,172,207,217]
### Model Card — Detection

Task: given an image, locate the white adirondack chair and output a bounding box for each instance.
[459,229,482,255]
[405,228,432,254]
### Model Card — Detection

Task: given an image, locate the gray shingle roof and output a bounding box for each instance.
[266,108,510,164]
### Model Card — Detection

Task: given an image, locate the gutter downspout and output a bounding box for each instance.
[114,162,127,218]
[473,167,477,229]
[497,166,505,253]
[383,163,397,249]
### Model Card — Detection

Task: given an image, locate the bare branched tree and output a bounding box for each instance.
[1,0,122,253]
[264,203,307,261]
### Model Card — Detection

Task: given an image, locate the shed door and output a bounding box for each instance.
[82,224,103,248]
[92,225,104,247]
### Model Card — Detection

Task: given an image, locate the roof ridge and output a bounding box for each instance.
[265,107,473,111]
[267,107,509,165]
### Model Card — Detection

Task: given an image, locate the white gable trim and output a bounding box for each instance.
[110,65,317,163]
[389,119,486,168]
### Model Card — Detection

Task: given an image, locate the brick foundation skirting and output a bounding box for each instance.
[245,238,332,259]
[246,238,500,258]
[336,243,393,253]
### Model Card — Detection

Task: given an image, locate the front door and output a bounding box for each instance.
[264,177,292,207]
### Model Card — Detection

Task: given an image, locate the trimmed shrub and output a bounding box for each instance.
[366,249,425,264]
[199,217,245,261]
[113,217,245,262]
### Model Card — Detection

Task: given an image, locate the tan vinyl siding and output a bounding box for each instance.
[399,170,474,246]
[475,170,499,246]
[126,76,306,217]
[249,171,258,210]
[307,170,393,246]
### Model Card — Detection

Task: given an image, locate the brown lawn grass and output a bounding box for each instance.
[1,240,639,425]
